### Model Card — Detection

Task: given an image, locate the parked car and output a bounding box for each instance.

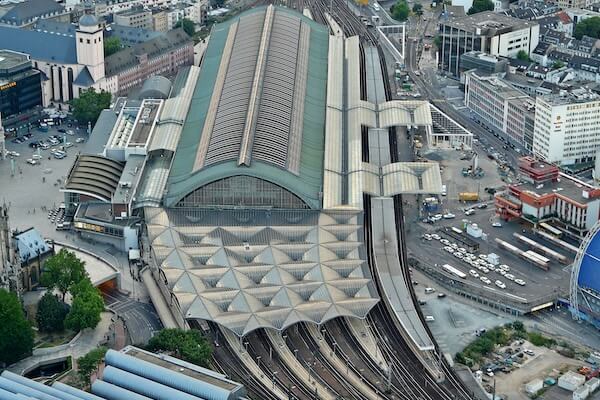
[495,280,506,289]
[492,222,502,227]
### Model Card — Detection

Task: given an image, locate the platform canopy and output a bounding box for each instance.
[145,207,379,337]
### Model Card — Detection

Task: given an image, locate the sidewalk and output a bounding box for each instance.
[8,312,112,375]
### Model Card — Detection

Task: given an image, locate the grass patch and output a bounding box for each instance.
[455,321,555,367]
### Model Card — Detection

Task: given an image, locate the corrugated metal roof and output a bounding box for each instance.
[63,155,125,202]
[165,6,329,209]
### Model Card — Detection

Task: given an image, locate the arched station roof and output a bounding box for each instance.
[165,6,329,209]
[63,155,125,202]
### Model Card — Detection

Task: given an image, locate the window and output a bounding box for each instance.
[80,38,83,43]
[87,39,90,44]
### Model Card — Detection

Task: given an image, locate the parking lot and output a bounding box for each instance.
[404,148,571,306]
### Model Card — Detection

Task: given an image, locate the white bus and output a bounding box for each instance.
[442,264,467,279]
[539,222,562,237]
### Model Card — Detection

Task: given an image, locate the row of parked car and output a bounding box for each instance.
[424,233,528,289]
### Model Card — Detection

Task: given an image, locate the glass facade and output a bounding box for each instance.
[176,176,309,209]
[0,70,42,118]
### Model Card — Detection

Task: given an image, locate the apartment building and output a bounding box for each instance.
[533,88,600,166]
[439,12,540,77]
[114,6,153,29]
[464,70,535,149]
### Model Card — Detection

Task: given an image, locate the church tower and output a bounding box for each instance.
[76,14,105,82]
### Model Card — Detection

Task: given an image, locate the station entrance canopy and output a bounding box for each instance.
[145,207,379,337]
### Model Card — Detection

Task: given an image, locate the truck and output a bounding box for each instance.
[458,192,479,201]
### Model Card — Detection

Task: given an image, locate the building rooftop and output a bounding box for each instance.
[0,25,77,63]
[539,87,600,106]
[442,11,538,34]
[13,228,51,263]
[145,207,379,337]
[0,346,247,400]
[466,70,529,99]
[513,172,600,205]
[63,155,125,202]
[104,28,190,76]
[165,5,329,209]
[0,0,64,26]
[0,49,29,72]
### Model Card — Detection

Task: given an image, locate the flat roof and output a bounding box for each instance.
[114,154,146,204]
[0,49,29,71]
[514,173,599,205]
[539,88,600,106]
[442,11,537,34]
[165,5,329,209]
[466,70,529,100]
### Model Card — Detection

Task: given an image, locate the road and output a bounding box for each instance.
[102,289,163,346]
[398,7,524,168]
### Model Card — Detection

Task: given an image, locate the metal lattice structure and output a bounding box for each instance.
[570,220,600,322]
[146,207,379,337]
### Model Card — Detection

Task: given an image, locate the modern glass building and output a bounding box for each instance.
[0,50,42,118]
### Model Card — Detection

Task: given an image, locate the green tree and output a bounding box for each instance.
[147,328,212,367]
[65,279,104,331]
[390,0,410,21]
[77,347,107,385]
[36,292,69,332]
[412,3,423,15]
[467,0,494,14]
[103,36,122,57]
[175,18,195,36]
[574,17,600,39]
[0,289,34,365]
[516,49,530,61]
[41,249,87,301]
[70,89,111,126]
[552,60,565,69]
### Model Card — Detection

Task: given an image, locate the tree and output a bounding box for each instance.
[147,328,212,367]
[103,36,121,57]
[412,3,423,15]
[390,0,410,21]
[41,249,87,301]
[552,60,565,69]
[77,347,107,385]
[175,18,195,37]
[65,279,104,331]
[516,50,530,61]
[36,292,69,332]
[574,17,600,40]
[69,89,111,126]
[0,289,34,365]
[467,0,494,14]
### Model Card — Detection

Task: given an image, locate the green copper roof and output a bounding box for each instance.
[165,6,329,209]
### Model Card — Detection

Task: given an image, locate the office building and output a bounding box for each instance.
[464,70,535,148]
[533,88,600,165]
[0,50,42,119]
[459,51,508,79]
[439,12,540,77]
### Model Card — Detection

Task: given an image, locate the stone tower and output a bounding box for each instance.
[76,14,105,82]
